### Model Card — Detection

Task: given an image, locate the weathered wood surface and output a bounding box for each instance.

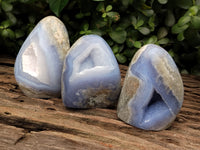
[0,55,200,150]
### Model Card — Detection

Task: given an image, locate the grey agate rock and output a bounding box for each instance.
[14,16,70,98]
[117,44,184,131]
[62,35,121,108]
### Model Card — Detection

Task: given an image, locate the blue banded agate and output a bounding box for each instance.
[14,16,70,98]
[62,35,121,108]
[117,44,184,131]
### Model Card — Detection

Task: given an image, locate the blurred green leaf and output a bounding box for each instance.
[75,13,84,19]
[123,49,135,58]
[94,19,107,28]
[177,16,191,26]
[135,19,144,29]
[126,38,135,48]
[171,24,189,34]
[112,45,119,54]
[106,39,114,47]
[102,13,107,18]
[15,29,25,39]
[2,1,13,12]
[79,31,85,34]
[106,5,112,12]
[96,2,105,12]
[49,0,69,16]
[145,35,157,44]
[1,20,12,28]
[28,15,36,24]
[190,16,200,29]
[168,50,175,58]
[83,23,89,31]
[175,0,193,9]
[157,38,169,44]
[189,5,199,16]
[138,27,150,35]
[1,28,15,39]
[148,15,155,31]
[133,41,142,48]
[118,45,124,53]
[131,16,137,26]
[157,27,168,39]
[6,12,17,25]
[158,0,168,4]
[91,29,103,36]
[118,18,131,29]
[165,10,175,27]
[109,29,127,44]
[181,69,189,74]
[122,0,130,7]
[115,53,127,63]
[106,12,120,22]
[177,32,185,41]
[141,9,154,17]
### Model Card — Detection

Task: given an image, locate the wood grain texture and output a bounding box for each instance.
[0,56,200,150]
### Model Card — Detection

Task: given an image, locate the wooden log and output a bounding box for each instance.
[0,56,200,149]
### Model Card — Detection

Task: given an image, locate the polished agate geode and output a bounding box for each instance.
[62,35,121,108]
[117,44,184,131]
[14,16,70,98]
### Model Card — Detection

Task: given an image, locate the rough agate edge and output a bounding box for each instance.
[62,35,121,108]
[117,44,184,131]
[14,16,70,98]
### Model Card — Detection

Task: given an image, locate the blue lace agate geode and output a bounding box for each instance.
[117,44,184,131]
[14,16,70,98]
[62,35,121,108]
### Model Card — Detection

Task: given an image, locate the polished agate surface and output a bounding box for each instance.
[14,16,70,98]
[117,44,184,131]
[62,35,121,108]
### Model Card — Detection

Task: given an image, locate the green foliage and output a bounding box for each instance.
[48,0,69,16]
[0,0,48,55]
[0,0,200,75]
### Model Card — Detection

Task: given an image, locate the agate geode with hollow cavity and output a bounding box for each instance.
[62,35,121,108]
[14,16,70,98]
[117,44,184,131]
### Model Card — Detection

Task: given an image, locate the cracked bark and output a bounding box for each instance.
[14,130,29,145]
